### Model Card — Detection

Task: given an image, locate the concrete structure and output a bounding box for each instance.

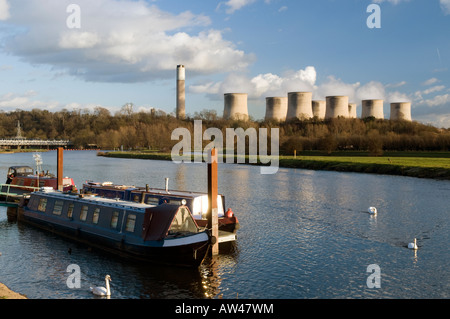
[390,102,412,121]
[362,99,384,119]
[265,97,288,121]
[312,100,326,120]
[348,103,357,118]
[325,96,349,119]
[223,93,249,121]
[286,92,313,120]
[176,65,186,120]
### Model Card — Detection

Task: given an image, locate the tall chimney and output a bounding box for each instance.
[57,147,64,191]
[176,65,186,120]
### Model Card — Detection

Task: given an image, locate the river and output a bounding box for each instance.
[0,150,449,299]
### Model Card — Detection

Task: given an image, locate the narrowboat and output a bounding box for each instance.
[5,165,76,194]
[82,181,240,234]
[18,188,211,267]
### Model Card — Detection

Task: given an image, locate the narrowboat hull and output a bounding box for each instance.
[18,192,211,267]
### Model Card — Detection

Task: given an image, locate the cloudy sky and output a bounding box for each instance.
[0,0,449,127]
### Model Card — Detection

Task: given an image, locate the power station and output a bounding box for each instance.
[173,65,413,122]
[265,97,288,121]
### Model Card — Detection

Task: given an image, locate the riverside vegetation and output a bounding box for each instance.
[2,105,450,178]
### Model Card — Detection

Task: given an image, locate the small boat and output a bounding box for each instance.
[5,165,76,194]
[82,181,239,234]
[17,188,211,267]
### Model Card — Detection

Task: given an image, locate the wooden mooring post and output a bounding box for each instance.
[207,148,219,256]
[57,147,64,191]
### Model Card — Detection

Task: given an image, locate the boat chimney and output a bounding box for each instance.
[57,147,64,191]
[146,184,149,192]
[207,148,219,256]
[165,178,169,192]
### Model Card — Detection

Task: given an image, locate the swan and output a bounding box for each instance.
[408,238,418,250]
[368,207,377,215]
[90,275,112,297]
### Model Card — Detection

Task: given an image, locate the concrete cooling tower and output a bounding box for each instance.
[265,97,288,121]
[286,92,313,120]
[176,65,186,120]
[362,99,384,119]
[348,103,357,118]
[223,93,249,121]
[390,102,412,121]
[312,100,326,120]
[325,96,349,119]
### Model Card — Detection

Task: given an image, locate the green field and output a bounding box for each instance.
[99,151,450,180]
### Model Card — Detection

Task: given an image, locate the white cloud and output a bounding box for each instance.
[1,0,254,83]
[440,0,450,15]
[315,76,360,102]
[423,78,439,86]
[0,0,10,20]
[219,0,258,14]
[373,0,410,4]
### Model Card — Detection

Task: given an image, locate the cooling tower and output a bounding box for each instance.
[348,103,357,118]
[223,93,249,121]
[176,65,186,120]
[325,96,349,119]
[390,102,412,121]
[362,99,384,119]
[286,92,313,120]
[265,97,288,121]
[312,100,326,120]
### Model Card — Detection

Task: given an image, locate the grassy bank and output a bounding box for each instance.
[98,151,450,180]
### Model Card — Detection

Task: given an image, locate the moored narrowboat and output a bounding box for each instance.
[82,181,240,234]
[5,166,76,195]
[18,188,211,267]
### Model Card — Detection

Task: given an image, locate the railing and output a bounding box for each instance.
[0,183,41,203]
[0,139,72,146]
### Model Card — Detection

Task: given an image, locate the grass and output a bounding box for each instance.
[98,151,450,180]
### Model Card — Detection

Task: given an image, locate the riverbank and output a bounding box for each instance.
[0,283,27,299]
[98,151,450,180]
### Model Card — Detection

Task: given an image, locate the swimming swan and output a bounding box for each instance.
[368,207,377,215]
[90,275,112,296]
[408,238,418,250]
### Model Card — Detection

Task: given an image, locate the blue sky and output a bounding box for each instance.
[0,0,450,127]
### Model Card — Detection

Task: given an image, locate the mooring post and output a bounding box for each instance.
[57,147,64,191]
[207,148,219,256]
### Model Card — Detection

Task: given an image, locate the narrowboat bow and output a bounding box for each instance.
[18,188,211,267]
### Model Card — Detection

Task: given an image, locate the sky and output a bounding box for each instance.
[0,0,450,127]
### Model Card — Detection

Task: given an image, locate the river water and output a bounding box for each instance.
[0,150,448,299]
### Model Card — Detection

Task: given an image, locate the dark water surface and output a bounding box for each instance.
[0,150,449,299]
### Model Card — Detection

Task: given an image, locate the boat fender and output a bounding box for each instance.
[209,236,217,245]
[226,208,234,218]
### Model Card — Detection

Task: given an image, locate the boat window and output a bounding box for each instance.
[67,203,74,218]
[146,196,159,205]
[132,195,140,202]
[39,180,45,188]
[110,211,119,229]
[30,180,36,187]
[17,178,25,186]
[168,207,198,234]
[38,198,47,212]
[53,200,63,215]
[125,214,136,232]
[92,208,100,224]
[168,199,183,206]
[80,205,88,221]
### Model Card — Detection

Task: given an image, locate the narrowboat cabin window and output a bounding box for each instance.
[80,205,88,221]
[17,178,25,186]
[38,198,47,212]
[146,196,159,205]
[53,200,63,215]
[110,211,119,229]
[132,195,140,202]
[168,207,198,235]
[125,214,136,232]
[39,180,45,188]
[92,208,100,224]
[67,203,74,219]
[30,180,36,187]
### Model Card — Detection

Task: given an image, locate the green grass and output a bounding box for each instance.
[98,151,450,180]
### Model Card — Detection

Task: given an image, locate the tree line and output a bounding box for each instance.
[1,105,450,155]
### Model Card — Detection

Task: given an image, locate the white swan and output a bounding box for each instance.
[90,275,112,297]
[368,207,377,215]
[408,238,418,250]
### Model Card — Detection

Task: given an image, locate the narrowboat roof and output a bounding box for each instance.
[34,189,156,211]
